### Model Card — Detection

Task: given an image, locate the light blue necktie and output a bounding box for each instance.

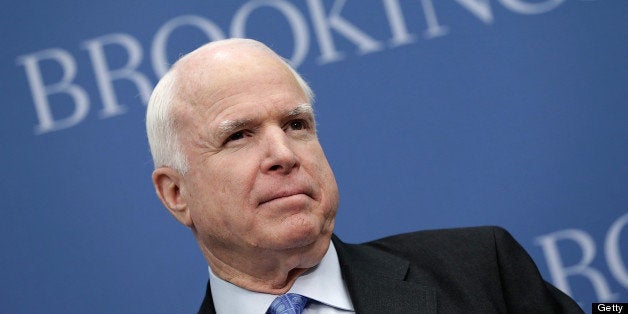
[266,293,310,314]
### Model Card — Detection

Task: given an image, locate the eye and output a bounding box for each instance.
[288,119,308,131]
[225,131,245,144]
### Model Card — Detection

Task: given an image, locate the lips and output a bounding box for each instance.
[258,187,312,206]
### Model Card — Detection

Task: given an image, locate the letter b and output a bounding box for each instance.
[17,48,89,134]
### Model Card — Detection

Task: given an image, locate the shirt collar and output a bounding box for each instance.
[209,241,354,314]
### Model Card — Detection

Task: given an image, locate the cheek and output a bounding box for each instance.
[303,147,339,205]
[309,149,335,184]
[215,159,260,202]
[188,155,260,214]
[204,151,257,185]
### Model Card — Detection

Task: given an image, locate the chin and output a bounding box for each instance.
[274,219,330,250]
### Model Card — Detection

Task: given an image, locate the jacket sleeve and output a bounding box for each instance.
[492,227,584,313]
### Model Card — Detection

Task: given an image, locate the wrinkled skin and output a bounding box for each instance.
[151,40,339,293]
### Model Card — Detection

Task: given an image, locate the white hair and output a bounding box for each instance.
[146,70,190,174]
[146,39,315,174]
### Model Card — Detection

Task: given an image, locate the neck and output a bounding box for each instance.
[200,237,331,294]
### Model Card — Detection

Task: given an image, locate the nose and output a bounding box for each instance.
[260,127,299,175]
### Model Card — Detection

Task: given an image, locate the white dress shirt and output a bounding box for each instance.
[208,241,355,314]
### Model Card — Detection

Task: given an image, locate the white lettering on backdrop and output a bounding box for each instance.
[535,213,628,304]
[16,0,568,134]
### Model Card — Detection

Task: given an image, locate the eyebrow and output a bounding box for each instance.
[217,103,314,136]
[218,118,251,136]
[287,103,314,117]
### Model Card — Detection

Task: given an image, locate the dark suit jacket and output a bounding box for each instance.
[198,226,583,313]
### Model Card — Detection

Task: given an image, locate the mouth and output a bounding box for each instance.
[258,189,311,206]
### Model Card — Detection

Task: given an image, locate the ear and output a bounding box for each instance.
[152,167,193,227]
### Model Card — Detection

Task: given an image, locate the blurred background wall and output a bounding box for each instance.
[1,1,626,312]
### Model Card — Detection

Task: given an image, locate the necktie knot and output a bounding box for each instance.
[267,293,310,314]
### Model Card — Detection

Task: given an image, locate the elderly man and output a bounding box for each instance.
[146,39,582,313]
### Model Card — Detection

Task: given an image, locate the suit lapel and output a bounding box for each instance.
[332,235,437,314]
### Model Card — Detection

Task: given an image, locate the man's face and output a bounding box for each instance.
[176,49,338,262]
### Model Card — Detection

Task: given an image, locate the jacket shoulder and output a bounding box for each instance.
[354,226,583,313]
[363,226,508,260]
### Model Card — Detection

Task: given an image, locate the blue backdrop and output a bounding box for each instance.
[2,1,626,313]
